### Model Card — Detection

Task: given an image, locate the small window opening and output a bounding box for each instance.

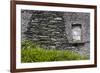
[72,24,82,42]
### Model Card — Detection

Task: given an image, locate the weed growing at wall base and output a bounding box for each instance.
[21,40,89,62]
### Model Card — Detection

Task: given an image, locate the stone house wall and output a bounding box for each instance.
[21,10,90,57]
[63,12,90,56]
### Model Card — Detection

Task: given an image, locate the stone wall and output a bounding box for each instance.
[21,10,90,57]
[63,12,90,56]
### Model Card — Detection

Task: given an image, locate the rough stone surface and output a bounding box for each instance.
[21,10,90,57]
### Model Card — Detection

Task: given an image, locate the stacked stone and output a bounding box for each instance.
[22,10,90,57]
[25,11,68,49]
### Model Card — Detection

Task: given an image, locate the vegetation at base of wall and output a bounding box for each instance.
[21,40,89,63]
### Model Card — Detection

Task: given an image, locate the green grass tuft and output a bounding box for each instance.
[21,40,89,63]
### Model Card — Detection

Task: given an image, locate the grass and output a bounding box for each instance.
[21,40,88,63]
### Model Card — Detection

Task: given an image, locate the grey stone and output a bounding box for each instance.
[21,10,90,58]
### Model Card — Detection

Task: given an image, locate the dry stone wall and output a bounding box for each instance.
[21,10,90,57]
